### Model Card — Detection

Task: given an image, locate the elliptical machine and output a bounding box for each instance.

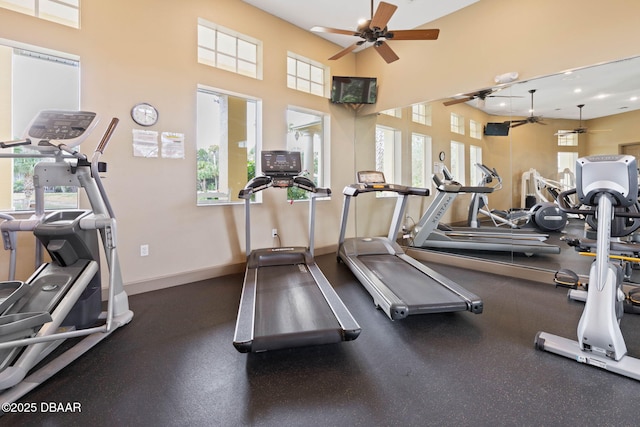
[0,110,133,405]
[468,164,567,232]
[535,154,640,380]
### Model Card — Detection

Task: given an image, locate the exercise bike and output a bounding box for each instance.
[0,110,133,406]
[536,154,640,380]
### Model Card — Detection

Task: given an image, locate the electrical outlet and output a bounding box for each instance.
[272,228,278,237]
[140,244,149,257]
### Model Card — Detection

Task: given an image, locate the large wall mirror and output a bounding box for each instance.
[353,55,640,279]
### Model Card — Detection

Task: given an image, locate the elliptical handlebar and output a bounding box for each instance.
[96,118,119,154]
[90,118,120,219]
[0,139,31,149]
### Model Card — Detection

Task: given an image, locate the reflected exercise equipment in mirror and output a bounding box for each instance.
[357,55,640,282]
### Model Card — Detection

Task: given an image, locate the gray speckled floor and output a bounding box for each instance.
[4,253,640,426]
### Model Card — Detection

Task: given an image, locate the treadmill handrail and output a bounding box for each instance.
[342,182,429,197]
[432,174,493,194]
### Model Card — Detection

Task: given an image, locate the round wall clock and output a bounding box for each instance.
[131,103,158,126]
[439,151,446,161]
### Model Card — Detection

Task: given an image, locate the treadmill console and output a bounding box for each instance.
[24,110,99,152]
[357,170,386,184]
[261,151,301,187]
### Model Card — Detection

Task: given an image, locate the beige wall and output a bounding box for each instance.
[0,0,640,292]
[0,0,357,288]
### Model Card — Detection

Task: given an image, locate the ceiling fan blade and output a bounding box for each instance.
[311,26,358,36]
[387,29,440,40]
[328,43,359,60]
[555,130,577,136]
[508,121,528,128]
[370,1,397,30]
[443,97,472,106]
[374,41,399,63]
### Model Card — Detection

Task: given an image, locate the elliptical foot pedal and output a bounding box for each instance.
[553,269,580,289]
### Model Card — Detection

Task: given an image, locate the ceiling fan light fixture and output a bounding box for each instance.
[494,71,519,84]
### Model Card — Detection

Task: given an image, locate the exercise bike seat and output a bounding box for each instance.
[0,281,29,315]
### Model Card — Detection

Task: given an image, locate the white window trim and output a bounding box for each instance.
[196,83,263,206]
[286,52,330,98]
[197,18,263,80]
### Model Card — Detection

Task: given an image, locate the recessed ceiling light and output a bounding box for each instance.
[631,96,638,101]
[574,88,582,93]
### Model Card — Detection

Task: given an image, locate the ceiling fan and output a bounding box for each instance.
[508,89,546,128]
[554,104,611,135]
[311,1,440,64]
[443,88,520,107]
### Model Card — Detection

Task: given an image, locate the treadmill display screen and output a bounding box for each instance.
[357,171,385,184]
[261,151,302,177]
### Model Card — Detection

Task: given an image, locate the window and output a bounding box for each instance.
[197,19,262,79]
[450,113,465,135]
[469,120,482,139]
[196,87,261,205]
[450,141,465,185]
[0,0,79,28]
[286,107,329,200]
[558,152,578,188]
[469,145,483,185]
[0,43,80,211]
[375,125,400,194]
[557,132,578,146]
[380,108,402,118]
[287,53,327,97]
[411,133,432,188]
[412,103,431,126]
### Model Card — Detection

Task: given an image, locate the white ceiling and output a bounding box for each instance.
[460,56,640,121]
[243,0,640,121]
[242,0,479,49]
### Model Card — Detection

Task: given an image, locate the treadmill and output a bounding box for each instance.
[410,169,561,255]
[233,151,361,352]
[337,170,483,320]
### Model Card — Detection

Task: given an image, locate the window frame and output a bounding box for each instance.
[196,84,263,206]
[0,0,79,28]
[197,18,263,80]
[286,52,329,98]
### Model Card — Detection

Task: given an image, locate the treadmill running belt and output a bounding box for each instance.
[359,255,467,310]
[255,264,340,337]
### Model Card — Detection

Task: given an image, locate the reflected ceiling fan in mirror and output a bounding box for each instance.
[554,104,612,135]
[443,88,520,107]
[508,89,546,128]
[311,0,440,64]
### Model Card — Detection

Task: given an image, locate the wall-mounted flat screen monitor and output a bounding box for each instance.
[330,76,377,104]
[484,122,510,136]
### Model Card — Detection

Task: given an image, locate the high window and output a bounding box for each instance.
[450,113,465,135]
[557,132,578,146]
[0,0,79,28]
[469,120,482,139]
[287,53,327,97]
[412,103,431,126]
[197,19,262,79]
